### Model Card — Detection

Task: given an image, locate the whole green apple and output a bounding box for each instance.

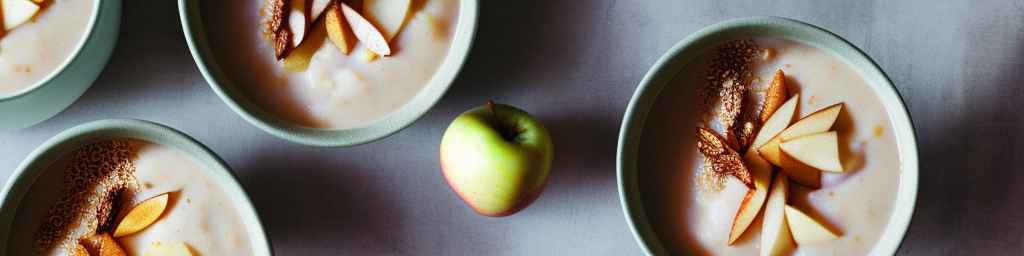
[440,102,554,217]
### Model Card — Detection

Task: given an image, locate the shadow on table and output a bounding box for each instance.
[536,105,622,202]
[234,150,405,254]
[447,1,613,98]
[901,13,1024,254]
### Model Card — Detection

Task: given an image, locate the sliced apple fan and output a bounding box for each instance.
[272,0,411,60]
[702,69,849,247]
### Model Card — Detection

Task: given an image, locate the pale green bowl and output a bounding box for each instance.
[0,0,120,130]
[616,17,919,255]
[177,0,478,147]
[0,119,273,255]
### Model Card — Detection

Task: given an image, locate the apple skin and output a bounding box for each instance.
[440,103,554,217]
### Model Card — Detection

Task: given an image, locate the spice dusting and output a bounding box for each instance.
[696,40,763,193]
[33,140,139,254]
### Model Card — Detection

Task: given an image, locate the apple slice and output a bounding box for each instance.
[758,103,843,166]
[2,0,40,30]
[340,3,391,56]
[727,150,772,244]
[143,242,193,256]
[758,137,784,166]
[324,2,355,54]
[780,131,843,172]
[761,172,794,256]
[363,0,411,40]
[113,193,169,237]
[283,16,327,72]
[749,94,799,150]
[760,69,789,123]
[727,96,797,244]
[779,103,843,140]
[82,233,128,256]
[72,242,90,256]
[288,0,308,47]
[778,151,821,188]
[309,0,331,21]
[785,205,839,244]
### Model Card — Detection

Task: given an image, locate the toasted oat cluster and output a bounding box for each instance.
[34,140,139,254]
[700,39,760,118]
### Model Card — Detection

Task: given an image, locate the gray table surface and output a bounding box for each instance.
[2,0,1022,255]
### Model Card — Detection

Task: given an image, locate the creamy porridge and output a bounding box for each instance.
[7,140,253,255]
[203,0,459,129]
[0,0,95,96]
[638,38,901,255]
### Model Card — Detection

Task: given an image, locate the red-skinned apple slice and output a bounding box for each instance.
[727,150,773,244]
[727,95,798,244]
[778,103,843,140]
[749,95,799,150]
[778,151,821,188]
[759,103,842,187]
[759,103,843,167]
[761,172,794,255]
[780,131,843,172]
[785,205,840,244]
[340,3,392,55]
[760,70,789,123]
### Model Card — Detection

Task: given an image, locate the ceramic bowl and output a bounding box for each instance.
[0,119,273,255]
[616,17,918,255]
[177,0,478,147]
[0,0,120,130]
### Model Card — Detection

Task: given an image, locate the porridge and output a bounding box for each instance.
[7,140,253,255]
[0,0,95,95]
[639,38,901,255]
[203,0,459,128]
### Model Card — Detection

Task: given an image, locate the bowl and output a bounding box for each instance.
[616,17,918,255]
[0,119,273,255]
[0,0,120,130]
[177,0,478,147]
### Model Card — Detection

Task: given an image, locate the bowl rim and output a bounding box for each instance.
[616,16,919,255]
[0,119,274,255]
[0,0,105,101]
[177,0,479,147]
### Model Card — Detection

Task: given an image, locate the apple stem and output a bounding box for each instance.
[486,100,497,117]
[485,100,516,141]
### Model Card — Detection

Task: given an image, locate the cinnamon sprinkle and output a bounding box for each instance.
[695,40,763,192]
[33,140,139,254]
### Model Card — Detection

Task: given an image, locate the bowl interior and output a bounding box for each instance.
[617,17,918,255]
[0,0,104,101]
[0,119,272,254]
[178,0,478,146]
